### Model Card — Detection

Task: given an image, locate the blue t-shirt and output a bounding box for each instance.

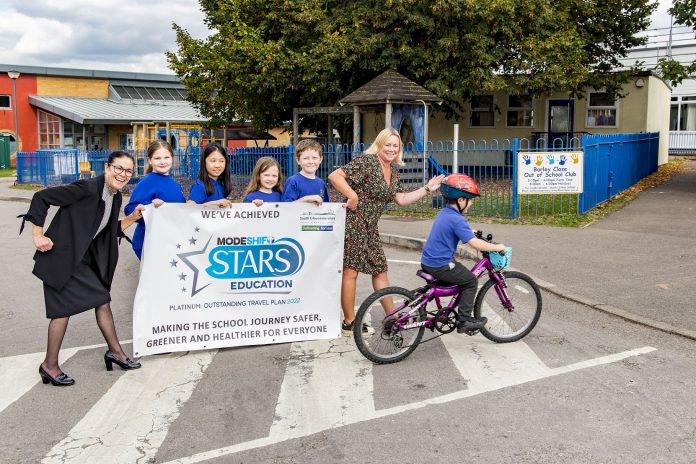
[421,206,476,268]
[188,179,226,204]
[124,172,186,259]
[243,190,282,203]
[281,174,330,202]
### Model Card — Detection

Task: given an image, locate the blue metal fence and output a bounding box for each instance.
[16,132,659,218]
[579,132,659,214]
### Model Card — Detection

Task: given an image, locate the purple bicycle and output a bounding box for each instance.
[354,231,542,364]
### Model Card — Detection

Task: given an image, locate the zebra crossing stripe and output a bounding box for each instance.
[269,336,374,441]
[0,341,129,414]
[42,350,216,464]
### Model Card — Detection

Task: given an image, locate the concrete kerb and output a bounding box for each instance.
[380,233,696,342]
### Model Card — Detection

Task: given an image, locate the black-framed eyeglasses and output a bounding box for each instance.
[108,163,134,177]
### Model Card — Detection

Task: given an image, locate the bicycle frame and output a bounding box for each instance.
[387,255,513,332]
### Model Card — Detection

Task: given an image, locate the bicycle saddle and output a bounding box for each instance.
[416,270,458,288]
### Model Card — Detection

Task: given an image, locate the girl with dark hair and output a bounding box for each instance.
[187,143,233,207]
[125,140,185,259]
[20,151,145,386]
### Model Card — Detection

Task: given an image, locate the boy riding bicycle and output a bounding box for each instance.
[420,174,506,333]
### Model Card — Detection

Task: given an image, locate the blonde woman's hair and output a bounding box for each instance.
[244,156,284,196]
[145,139,175,174]
[364,128,403,165]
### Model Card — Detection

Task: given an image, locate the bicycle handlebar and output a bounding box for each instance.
[474,230,505,256]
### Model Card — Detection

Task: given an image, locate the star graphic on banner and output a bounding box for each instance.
[189,237,197,245]
[195,227,200,232]
[170,259,178,267]
[177,236,214,296]
[181,287,187,292]
[178,273,187,281]
[176,244,181,249]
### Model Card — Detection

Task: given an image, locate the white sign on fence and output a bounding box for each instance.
[133,203,345,356]
[517,151,584,194]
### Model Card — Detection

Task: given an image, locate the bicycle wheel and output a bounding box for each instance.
[354,287,427,364]
[474,271,542,343]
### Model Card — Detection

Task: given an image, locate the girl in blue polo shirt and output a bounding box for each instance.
[188,143,233,207]
[125,140,185,259]
[243,156,283,205]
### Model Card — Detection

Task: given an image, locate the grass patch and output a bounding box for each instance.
[10,183,43,191]
[0,169,16,178]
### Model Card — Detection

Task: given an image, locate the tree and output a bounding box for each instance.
[168,0,655,138]
[657,0,696,86]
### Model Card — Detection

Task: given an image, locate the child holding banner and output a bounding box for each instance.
[281,139,330,205]
[243,156,283,205]
[187,142,233,207]
[125,140,186,259]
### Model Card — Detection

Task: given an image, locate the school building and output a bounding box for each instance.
[0,64,277,168]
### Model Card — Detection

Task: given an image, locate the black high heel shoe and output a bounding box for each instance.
[104,351,142,371]
[39,365,75,386]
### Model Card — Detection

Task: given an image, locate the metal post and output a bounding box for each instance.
[385,102,392,129]
[132,124,137,151]
[165,121,171,145]
[453,123,459,173]
[7,71,20,154]
[328,115,333,146]
[293,107,299,149]
[353,106,360,150]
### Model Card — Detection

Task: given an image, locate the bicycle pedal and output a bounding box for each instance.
[464,329,480,336]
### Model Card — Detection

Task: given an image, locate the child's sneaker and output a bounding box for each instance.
[342,320,375,336]
[457,316,487,334]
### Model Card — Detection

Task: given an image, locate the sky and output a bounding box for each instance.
[0,0,684,76]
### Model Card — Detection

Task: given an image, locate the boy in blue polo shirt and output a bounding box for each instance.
[282,139,330,205]
[421,174,506,333]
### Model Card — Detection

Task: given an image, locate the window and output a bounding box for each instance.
[0,95,10,109]
[506,95,533,127]
[111,84,187,102]
[470,95,495,127]
[670,96,696,131]
[38,110,62,149]
[586,92,617,127]
[63,120,85,149]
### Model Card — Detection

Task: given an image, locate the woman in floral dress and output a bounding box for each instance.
[329,128,445,334]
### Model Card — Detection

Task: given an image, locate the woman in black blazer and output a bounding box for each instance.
[21,151,145,386]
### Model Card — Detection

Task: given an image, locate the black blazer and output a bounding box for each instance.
[21,175,124,291]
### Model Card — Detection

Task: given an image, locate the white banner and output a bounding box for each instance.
[517,151,584,194]
[133,203,345,356]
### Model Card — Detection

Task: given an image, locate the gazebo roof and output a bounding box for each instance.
[340,70,442,106]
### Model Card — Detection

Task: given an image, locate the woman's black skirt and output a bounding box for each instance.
[43,251,111,319]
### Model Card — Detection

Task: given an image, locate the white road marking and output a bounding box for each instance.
[0,340,131,414]
[269,337,373,441]
[387,259,422,265]
[161,342,656,464]
[42,350,216,464]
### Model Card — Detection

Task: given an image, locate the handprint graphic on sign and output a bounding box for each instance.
[571,153,579,164]
[523,154,531,165]
[559,155,567,165]
[547,154,555,165]
[535,155,543,166]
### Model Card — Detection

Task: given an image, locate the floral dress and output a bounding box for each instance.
[342,153,403,275]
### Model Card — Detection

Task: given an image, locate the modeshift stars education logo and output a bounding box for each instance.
[168,228,305,297]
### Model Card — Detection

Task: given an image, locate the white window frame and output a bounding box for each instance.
[0,94,11,110]
[506,94,534,128]
[586,91,618,128]
[670,95,696,131]
[469,94,496,128]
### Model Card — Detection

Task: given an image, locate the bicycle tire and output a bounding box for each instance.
[354,287,426,364]
[474,271,542,343]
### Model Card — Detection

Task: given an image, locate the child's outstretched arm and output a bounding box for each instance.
[466,237,505,253]
[295,195,323,206]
